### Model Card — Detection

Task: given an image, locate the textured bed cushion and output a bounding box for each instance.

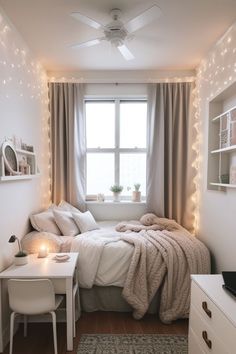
[73,211,99,233]
[58,200,82,214]
[22,231,62,253]
[21,231,74,254]
[53,210,80,237]
[30,211,61,235]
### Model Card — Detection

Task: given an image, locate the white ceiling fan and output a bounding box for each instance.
[70,5,162,61]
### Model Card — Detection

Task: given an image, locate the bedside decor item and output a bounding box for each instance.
[54,254,70,262]
[38,245,48,258]
[132,183,141,202]
[1,141,21,176]
[8,235,28,265]
[110,185,123,202]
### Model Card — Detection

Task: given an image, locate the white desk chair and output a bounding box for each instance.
[8,279,63,354]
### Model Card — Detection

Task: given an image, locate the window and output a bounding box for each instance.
[85,99,147,198]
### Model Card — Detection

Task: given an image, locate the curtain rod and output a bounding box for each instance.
[48,76,196,84]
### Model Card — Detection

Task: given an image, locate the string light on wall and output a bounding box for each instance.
[0,11,51,208]
[193,22,236,233]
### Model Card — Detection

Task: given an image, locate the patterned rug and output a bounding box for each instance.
[77,334,188,353]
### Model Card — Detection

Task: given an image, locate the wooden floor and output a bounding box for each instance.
[4,312,188,354]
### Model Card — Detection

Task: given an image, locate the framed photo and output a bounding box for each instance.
[1,141,21,176]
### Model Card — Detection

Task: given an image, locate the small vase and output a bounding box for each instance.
[113,192,120,202]
[14,255,28,266]
[132,191,141,202]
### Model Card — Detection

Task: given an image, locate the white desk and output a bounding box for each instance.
[0,253,78,352]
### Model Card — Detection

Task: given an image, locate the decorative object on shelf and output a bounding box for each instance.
[19,156,31,175]
[97,193,105,202]
[12,135,22,150]
[208,83,236,191]
[0,139,37,181]
[1,141,21,176]
[230,108,236,145]
[219,113,230,149]
[219,174,229,184]
[110,185,123,202]
[132,183,141,202]
[38,245,48,258]
[8,235,28,266]
[230,166,236,185]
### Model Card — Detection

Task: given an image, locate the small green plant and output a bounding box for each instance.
[110,185,123,193]
[15,251,28,257]
[8,235,28,257]
[134,183,141,191]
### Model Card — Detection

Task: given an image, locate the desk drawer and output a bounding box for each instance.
[191,281,236,351]
[188,327,206,354]
[190,305,228,354]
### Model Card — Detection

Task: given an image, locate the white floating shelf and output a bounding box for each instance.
[211,145,236,154]
[210,182,236,188]
[0,174,40,182]
[212,104,236,122]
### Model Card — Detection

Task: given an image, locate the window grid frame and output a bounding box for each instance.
[85,98,147,199]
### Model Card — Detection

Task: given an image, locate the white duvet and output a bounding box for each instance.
[70,221,134,288]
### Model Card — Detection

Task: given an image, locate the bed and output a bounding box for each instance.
[22,215,210,322]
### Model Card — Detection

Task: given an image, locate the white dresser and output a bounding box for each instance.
[189,274,236,354]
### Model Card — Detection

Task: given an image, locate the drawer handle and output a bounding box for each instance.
[202,330,212,349]
[202,301,212,318]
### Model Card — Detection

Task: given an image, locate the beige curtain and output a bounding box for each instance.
[147,82,196,231]
[49,83,86,210]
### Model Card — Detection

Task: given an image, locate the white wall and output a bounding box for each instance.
[197,22,236,272]
[0,8,50,346]
[48,69,195,83]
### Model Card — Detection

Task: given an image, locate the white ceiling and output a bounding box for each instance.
[0,0,236,72]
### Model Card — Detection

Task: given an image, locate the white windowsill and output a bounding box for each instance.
[86,200,146,205]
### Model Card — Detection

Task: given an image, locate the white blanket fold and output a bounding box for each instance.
[71,230,121,288]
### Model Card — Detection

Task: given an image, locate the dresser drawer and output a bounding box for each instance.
[191,280,236,352]
[188,327,206,354]
[190,305,229,354]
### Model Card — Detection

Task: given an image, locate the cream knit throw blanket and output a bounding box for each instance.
[118,218,210,323]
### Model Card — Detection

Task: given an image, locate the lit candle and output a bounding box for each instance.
[38,245,48,258]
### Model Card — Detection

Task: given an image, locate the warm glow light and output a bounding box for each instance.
[0,13,52,208]
[38,245,48,258]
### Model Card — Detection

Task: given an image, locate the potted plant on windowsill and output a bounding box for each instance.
[110,185,123,202]
[132,183,141,202]
[8,235,28,266]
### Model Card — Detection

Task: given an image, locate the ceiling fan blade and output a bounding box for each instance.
[70,38,104,49]
[71,12,103,30]
[118,45,134,61]
[124,5,162,33]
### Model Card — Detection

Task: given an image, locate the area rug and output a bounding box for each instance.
[77,334,188,353]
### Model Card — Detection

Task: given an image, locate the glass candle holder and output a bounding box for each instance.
[38,245,48,258]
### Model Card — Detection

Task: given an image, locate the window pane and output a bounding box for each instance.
[120,153,146,196]
[120,101,147,148]
[86,101,115,148]
[86,153,114,195]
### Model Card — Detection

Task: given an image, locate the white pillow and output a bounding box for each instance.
[58,200,82,214]
[53,210,80,237]
[72,211,99,233]
[30,211,61,235]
